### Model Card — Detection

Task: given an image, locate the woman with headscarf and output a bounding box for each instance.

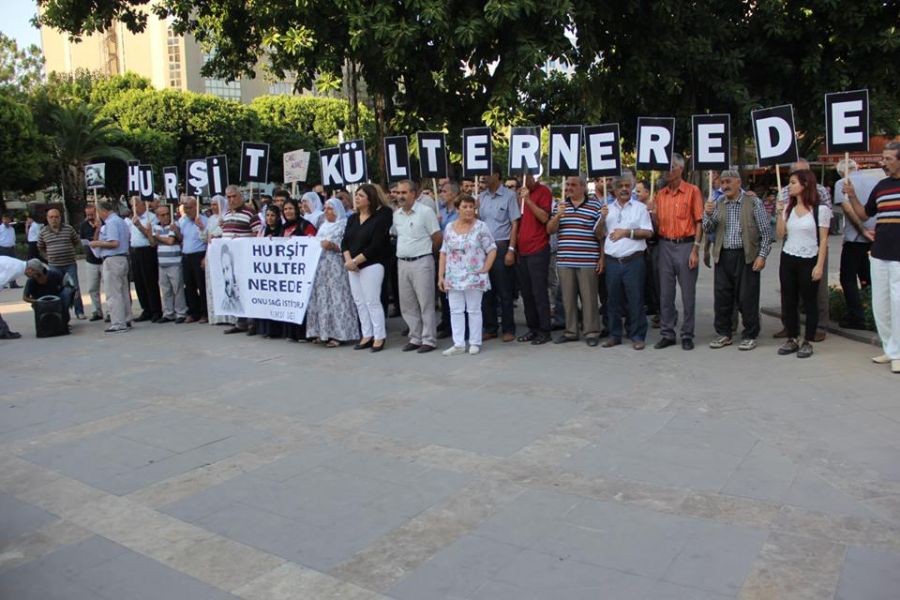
[254,205,284,339]
[306,198,359,346]
[281,198,319,342]
[203,194,235,326]
[301,191,325,230]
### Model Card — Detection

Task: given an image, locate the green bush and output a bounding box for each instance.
[828,284,876,331]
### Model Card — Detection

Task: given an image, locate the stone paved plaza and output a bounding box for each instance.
[1,239,899,600]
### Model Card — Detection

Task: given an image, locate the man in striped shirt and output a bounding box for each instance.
[844,141,900,373]
[152,205,188,323]
[220,184,260,335]
[547,175,605,346]
[38,208,85,319]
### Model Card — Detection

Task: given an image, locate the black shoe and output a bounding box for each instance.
[586,337,600,347]
[156,317,174,324]
[417,345,435,354]
[223,326,245,334]
[681,338,694,351]
[554,335,579,344]
[134,314,152,323]
[150,315,164,323]
[371,340,386,352]
[1,331,21,339]
[551,322,565,331]
[517,331,538,342]
[654,337,677,349]
[174,317,186,324]
[89,314,103,322]
[598,329,610,338]
[402,342,421,352]
[531,333,552,345]
[354,338,374,350]
[126,321,132,328]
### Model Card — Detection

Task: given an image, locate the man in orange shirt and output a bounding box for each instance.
[653,153,703,350]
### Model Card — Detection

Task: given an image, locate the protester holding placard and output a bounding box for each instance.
[547,175,605,346]
[253,204,285,339]
[301,192,325,229]
[342,183,393,352]
[654,154,704,351]
[635,180,660,327]
[178,197,208,324]
[128,197,163,323]
[281,198,318,342]
[516,174,553,345]
[78,205,104,320]
[151,205,188,324]
[203,194,234,326]
[703,170,773,351]
[307,199,360,346]
[89,201,131,333]
[843,141,900,373]
[221,185,261,335]
[478,161,521,342]
[438,194,497,355]
[775,169,831,358]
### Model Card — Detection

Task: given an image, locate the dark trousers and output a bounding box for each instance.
[516,247,551,334]
[482,239,516,335]
[839,241,871,323]
[780,252,819,342]
[382,237,399,317]
[644,243,660,315]
[182,251,207,320]
[714,249,761,340]
[27,241,39,260]
[606,253,648,341]
[131,246,162,319]
[659,240,699,340]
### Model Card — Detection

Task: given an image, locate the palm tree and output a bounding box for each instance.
[50,103,133,222]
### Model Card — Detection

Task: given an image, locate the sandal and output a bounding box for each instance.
[326,339,340,348]
[517,331,537,342]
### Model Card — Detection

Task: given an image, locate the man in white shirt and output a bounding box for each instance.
[599,173,654,350]
[394,179,442,352]
[0,213,21,288]
[129,196,162,322]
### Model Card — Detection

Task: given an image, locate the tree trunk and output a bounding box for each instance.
[373,91,387,185]
[348,61,360,139]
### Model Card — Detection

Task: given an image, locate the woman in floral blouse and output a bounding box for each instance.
[438,194,497,355]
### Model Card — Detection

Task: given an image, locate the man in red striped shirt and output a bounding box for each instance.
[221,185,261,335]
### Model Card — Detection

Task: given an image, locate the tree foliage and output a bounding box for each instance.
[0,32,45,96]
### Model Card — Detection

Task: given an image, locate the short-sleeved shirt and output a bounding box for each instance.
[477,185,521,241]
[221,207,261,239]
[129,212,158,248]
[38,224,79,266]
[25,269,65,299]
[834,177,878,244]
[79,220,102,265]
[783,205,832,259]
[99,213,130,258]
[153,224,182,266]
[178,215,208,254]
[394,204,440,258]
[0,223,15,248]
[553,196,603,268]
[27,221,40,243]
[602,199,653,258]
[865,176,900,262]
[518,184,552,256]
[655,180,703,240]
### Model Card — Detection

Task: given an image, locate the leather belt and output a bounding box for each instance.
[398,253,432,262]
[661,236,695,244]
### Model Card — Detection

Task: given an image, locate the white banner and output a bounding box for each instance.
[207,237,322,324]
[283,149,311,183]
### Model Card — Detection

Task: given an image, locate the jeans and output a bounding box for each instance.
[482,240,516,335]
[606,253,648,342]
[49,263,84,316]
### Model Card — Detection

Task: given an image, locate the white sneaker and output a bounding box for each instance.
[468,345,480,355]
[892,360,900,374]
[442,345,466,356]
[872,354,891,364]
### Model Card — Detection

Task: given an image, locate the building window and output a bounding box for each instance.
[268,81,296,96]
[202,52,242,100]
[167,28,182,89]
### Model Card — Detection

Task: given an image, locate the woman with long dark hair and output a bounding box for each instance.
[342,184,393,352]
[776,169,831,358]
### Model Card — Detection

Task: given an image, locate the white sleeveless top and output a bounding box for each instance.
[783,205,832,259]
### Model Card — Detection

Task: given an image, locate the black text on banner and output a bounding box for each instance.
[825,89,869,154]
[751,105,799,167]
[635,117,676,170]
[240,141,270,183]
[584,124,622,178]
[691,114,731,171]
[462,127,492,178]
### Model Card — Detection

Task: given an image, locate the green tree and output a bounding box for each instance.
[50,103,134,220]
[0,93,50,211]
[0,32,44,96]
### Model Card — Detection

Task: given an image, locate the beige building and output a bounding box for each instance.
[40,11,292,102]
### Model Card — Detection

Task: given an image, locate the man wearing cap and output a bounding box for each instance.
[703,169,773,350]
[654,153,704,350]
[89,201,132,333]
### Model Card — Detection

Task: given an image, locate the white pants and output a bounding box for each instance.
[85,262,103,316]
[159,265,188,318]
[871,257,900,359]
[348,264,386,340]
[102,256,131,328]
[448,288,483,347]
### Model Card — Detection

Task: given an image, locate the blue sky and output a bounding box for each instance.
[3,0,42,49]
